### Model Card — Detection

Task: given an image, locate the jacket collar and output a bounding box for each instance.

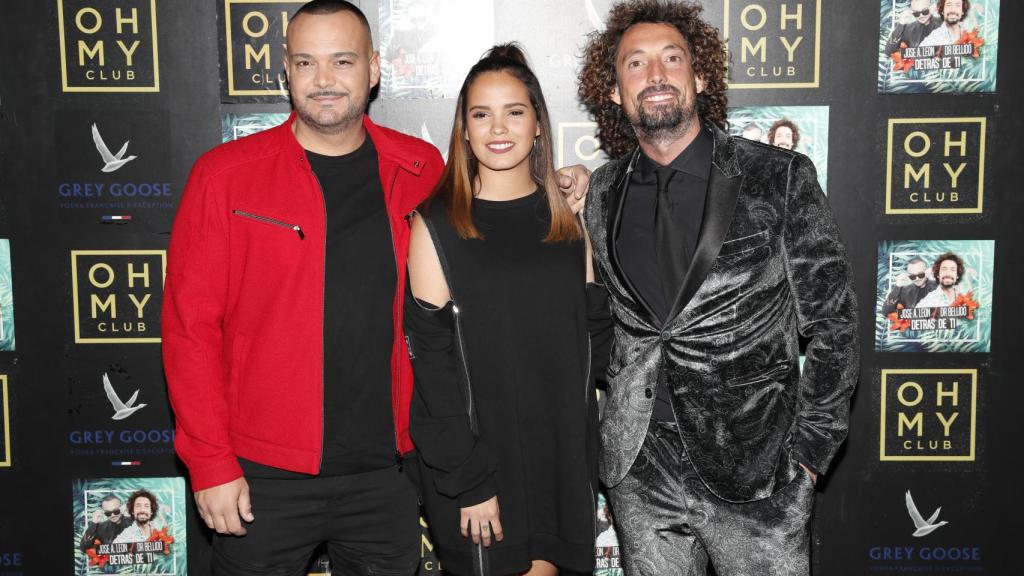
[605,121,745,328]
[279,111,428,177]
[664,123,744,323]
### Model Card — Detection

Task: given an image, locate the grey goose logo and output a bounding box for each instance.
[92,123,137,173]
[103,372,146,420]
[905,490,949,537]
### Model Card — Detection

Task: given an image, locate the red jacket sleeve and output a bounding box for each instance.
[162,156,243,491]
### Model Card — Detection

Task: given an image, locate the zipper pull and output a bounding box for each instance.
[293,225,305,240]
[405,334,416,359]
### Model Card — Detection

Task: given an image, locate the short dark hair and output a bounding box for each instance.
[768,118,800,148]
[291,0,371,38]
[932,252,966,285]
[126,490,159,518]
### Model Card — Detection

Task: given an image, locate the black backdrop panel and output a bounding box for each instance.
[0,1,1021,575]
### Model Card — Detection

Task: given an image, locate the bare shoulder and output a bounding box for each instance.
[407,212,450,307]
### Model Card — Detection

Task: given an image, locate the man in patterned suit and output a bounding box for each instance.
[577,1,860,574]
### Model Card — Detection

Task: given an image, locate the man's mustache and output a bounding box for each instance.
[307,91,348,99]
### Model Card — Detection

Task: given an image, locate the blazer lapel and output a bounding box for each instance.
[666,127,744,321]
[606,149,660,324]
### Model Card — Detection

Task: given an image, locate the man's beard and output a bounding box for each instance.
[134,513,151,525]
[944,11,962,25]
[293,90,365,135]
[940,275,957,286]
[629,85,697,145]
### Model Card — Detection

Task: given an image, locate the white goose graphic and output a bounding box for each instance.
[103,372,147,420]
[92,123,137,173]
[905,490,949,537]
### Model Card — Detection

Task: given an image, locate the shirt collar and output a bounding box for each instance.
[638,123,714,182]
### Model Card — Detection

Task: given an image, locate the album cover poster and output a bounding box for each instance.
[878,0,999,93]
[594,490,624,576]
[221,112,291,143]
[728,105,829,194]
[74,477,186,575]
[875,240,994,352]
[379,0,495,99]
[0,239,14,351]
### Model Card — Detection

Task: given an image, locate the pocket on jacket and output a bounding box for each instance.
[718,228,770,262]
[231,209,306,240]
[726,359,791,387]
[606,338,643,378]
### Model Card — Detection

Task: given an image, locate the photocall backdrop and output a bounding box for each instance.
[0,0,1021,574]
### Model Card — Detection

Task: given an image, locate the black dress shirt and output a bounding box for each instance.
[616,125,713,422]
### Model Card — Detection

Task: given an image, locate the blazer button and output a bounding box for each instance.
[645,388,653,399]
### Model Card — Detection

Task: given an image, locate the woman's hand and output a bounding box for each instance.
[460,496,504,547]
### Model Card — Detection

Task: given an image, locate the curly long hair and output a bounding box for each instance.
[768,118,800,149]
[932,252,966,285]
[126,490,159,519]
[938,0,970,18]
[578,0,728,158]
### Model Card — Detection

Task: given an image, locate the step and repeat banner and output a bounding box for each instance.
[0,0,1019,575]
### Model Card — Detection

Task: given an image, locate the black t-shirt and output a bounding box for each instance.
[240,136,397,479]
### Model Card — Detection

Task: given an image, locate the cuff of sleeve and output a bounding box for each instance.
[796,458,821,477]
[791,445,825,477]
[186,457,245,492]
[457,475,498,508]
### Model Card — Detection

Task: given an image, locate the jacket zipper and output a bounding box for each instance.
[301,163,327,474]
[585,337,597,543]
[231,209,305,239]
[452,304,477,433]
[387,168,404,470]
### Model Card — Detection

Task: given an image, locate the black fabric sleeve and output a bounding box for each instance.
[587,282,613,389]
[881,285,902,316]
[781,154,860,476]
[885,24,907,55]
[79,523,98,551]
[404,289,498,507]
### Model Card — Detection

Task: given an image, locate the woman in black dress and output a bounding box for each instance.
[404,44,610,576]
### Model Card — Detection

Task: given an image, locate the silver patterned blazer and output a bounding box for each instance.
[585,123,859,503]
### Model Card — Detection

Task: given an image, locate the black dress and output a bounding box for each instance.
[404,189,610,575]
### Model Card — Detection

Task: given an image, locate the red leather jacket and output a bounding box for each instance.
[163,114,443,491]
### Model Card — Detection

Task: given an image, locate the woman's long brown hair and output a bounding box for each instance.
[432,43,581,242]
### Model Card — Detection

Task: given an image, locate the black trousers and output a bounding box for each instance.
[607,422,815,576]
[212,464,420,576]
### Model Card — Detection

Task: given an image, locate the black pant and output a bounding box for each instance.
[212,465,420,576]
[607,422,815,576]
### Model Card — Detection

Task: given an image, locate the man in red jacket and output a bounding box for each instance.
[163,1,439,573]
[163,1,589,573]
